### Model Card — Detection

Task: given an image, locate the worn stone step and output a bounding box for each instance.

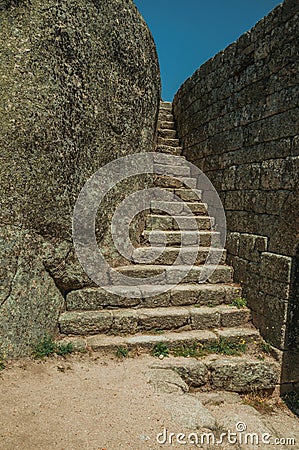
[151,356,279,392]
[154,176,197,189]
[158,129,177,139]
[160,101,172,110]
[156,145,182,155]
[157,137,180,147]
[110,264,233,285]
[146,214,214,231]
[65,283,241,311]
[152,188,203,202]
[159,121,175,130]
[150,201,207,216]
[132,246,225,265]
[143,230,220,247]
[158,114,173,122]
[154,164,190,178]
[153,153,186,166]
[58,327,260,355]
[59,305,251,336]
[169,188,202,201]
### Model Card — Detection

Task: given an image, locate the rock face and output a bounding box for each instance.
[0,0,160,356]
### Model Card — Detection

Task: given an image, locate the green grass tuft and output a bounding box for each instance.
[34,335,73,359]
[230,297,247,309]
[152,342,169,358]
[116,346,129,358]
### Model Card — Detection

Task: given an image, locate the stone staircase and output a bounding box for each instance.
[57,101,279,391]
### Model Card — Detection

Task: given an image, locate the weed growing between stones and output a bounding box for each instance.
[34,335,73,359]
[153,338,248,359]
[207,337,247,356]
[116,346,129,358]
[172,341,205,358]
[152,342,170,358]
[260,340,272,354]
[230,297,247,309]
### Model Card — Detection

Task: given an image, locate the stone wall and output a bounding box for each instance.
[173,0,299,386]
[0,0,161,356]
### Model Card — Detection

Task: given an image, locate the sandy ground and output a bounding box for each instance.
[0,352,298,450]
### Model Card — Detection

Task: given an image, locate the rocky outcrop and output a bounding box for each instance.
[0,0,161,356]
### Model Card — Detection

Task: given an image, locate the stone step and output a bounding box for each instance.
[159,121,175,130]
[151,356,279,392]
[110,264,233,285]
[155,188,202,202]
[150,201,207,216]
[160,101,172,110]
[58,327,260,355]
[151,189,203,202]
[154,176,197,189]
[158,112,173,121]
[143,230,220,247]
[146,214,213,231]
[154,164,190,178]
[59,305,251,336]
[157,137,180,147]
[156,145,182,155]
[132,246,225,265]
[153,153,186,166]
[65,283,241,310]
[158,129,177,139]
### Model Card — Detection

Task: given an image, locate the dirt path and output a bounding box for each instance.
[0,353,298,450]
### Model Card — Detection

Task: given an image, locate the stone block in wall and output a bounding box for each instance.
[251,311,287,350]
[233,265,260,299]
[208,129,243,154]
[203,155,220,172]
[261,252,292,283]
[235,163,261,190]
[239,233,268,262]
[282,156,299,190]
[259,277,291,298]
[271,61,299,94]
[245,109,299,148]
[226,211,255,234]
[267,86,299,116]
[265,191,291,215]
[222,139,292,168]
[221,166,236,190]
[225,232,240,256]
[281,348,299,384]
[243,287,264,316]
[245,270,261,290]
[205,170,223,191]
[252,213,280,240]
[263,295,289,346]
[224,191,244,211]
[261,156,299,192]
[226,255,248,284]
[243,191,267,214]
[261,159,284,190]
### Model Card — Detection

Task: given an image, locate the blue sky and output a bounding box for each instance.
[133,0,282,101]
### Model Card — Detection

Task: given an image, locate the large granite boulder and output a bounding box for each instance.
[0,0,161,356]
